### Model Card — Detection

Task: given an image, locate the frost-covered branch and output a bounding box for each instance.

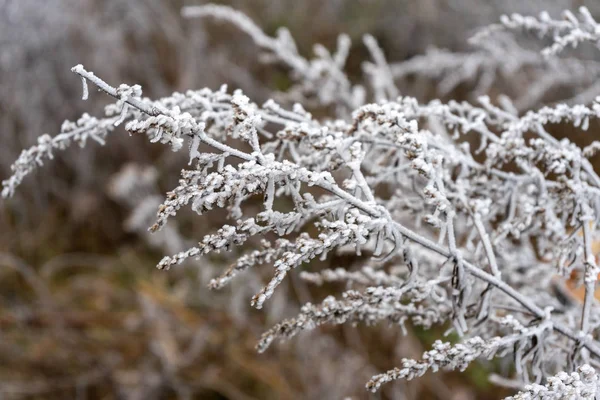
[69,61,600,362]
[473,7,600,57]
[507,364,599,399]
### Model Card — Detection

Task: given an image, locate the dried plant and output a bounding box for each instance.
[5,3,600,398]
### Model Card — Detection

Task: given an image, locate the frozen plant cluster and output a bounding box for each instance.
[5,4,600,397]
[507,364,599,400]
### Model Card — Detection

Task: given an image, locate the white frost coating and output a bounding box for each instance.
[80,75,88,100]
[473,7,600,57]
[507,364,599,399]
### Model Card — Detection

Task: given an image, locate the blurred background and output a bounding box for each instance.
[2,1,600,399]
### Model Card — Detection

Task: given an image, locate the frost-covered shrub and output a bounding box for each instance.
[5,4,600,398]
